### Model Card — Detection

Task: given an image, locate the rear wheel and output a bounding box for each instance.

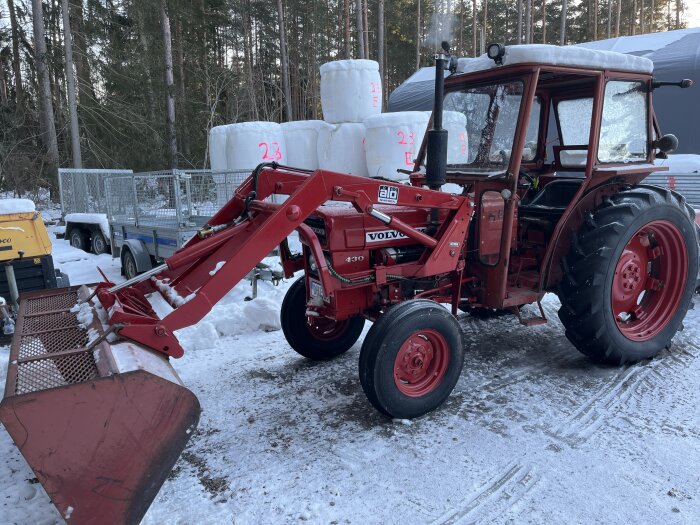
[359,300,464,419]
[91,231,108,255]
[558,186,698,364]
[281,277,365,360]
[69,228,88,252]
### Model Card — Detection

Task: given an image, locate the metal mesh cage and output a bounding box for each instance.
[58,169,133,216]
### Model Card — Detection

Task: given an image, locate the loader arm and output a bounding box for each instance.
[98,164,469,358]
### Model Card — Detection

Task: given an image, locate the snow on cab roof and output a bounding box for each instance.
[457,44,654,75]
[0,198,36,215]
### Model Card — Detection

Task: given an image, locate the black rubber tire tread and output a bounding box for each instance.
[359,299,464,419]
[122,249,139,280]
[281,277,365,361]
[69,228,88,252]
[558,185,699,365]
[91,230,108,255]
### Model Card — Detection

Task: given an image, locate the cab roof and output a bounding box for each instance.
[457,44,654,76]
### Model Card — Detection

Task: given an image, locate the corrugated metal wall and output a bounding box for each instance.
[645,172,700,208]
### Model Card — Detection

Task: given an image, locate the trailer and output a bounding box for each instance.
[104,169,250,279]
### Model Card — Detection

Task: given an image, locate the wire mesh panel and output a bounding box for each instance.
[105,170,252,227]
[58,169,133,216]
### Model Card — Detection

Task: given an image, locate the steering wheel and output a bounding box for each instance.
[518,169,536,189]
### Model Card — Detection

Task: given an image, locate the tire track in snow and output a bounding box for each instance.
[548,340,697,446]
[432,462,539,525]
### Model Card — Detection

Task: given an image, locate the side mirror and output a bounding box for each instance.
[655,134,678,154]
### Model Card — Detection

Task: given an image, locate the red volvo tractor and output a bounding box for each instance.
[1,44,698,523]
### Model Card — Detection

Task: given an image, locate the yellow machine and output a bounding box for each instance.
[0,199,69,318]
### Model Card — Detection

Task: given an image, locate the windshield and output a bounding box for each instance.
[442,80,527,175]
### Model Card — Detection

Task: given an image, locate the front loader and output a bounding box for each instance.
[2,44,698,523]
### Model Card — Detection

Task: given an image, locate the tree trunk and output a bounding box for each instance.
[277,0,293,121]
[363,0,369,57]
[593,0,598,40]
[244,2,258,119]
[344,0,352,58]
[378,0,385,110]
[69,0,97,108]
[472,0,477,56]
[416,0,421,69]
[525,0,531,43]
[640,0,645,33]
[31,0,60,174]
[482,0,488,45]
[459,0,465,55]
[356,0,365,58]
[607,0,612,37]
[560,0,567,44]
[518,0,523,44]
[675,0,680,29]
[615,0,621,36]
[175,21,190,157]
[61,0,82,168]
[650,0,655,32]
[542,0,546,43]
[0,54,8,106]
[7,0,23,107]
[160,0,177,169]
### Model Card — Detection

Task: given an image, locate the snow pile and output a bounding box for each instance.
[364,112,430,181]
[577,27,698,55]
[64,213,110,239]
[654,154,700,173]
[457,44,654,74]
[320,59,382,123]
[70,301,94,328]
[281,120,332,170]
[209,125,229,171]
[225,122,287,171]
[317,123,369,177]
[0,198,36,214]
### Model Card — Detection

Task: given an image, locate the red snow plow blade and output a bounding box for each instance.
[0,285,200,524]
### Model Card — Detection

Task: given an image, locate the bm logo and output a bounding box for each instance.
[378,185,399,205]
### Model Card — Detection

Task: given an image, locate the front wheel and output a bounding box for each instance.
[122,249,139,280]
[359,300,464,419]
[69,228,88,252]
[558,186,699,364]
[91,231,108,255]
[281,277,365,360]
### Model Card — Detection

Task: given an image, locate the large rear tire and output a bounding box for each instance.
[359,300,464,419]
[69,228,88,252]
[558,186,698,364]
[281,277,365,361]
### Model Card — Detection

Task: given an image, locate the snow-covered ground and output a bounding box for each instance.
[1,227,699,524]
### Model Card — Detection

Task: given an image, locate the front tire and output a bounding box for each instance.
[122,249,139,280]
[281,277,365,361]
[359,300,464,419]
[558,186,698,364]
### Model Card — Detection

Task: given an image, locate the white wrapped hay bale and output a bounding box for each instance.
[364,112,430,181]
[209,125,229,171]
[281,120,331,170]
[320,59,382,123]
[423,110,469,165]
[225,122,287,171]
[317,122,369,177]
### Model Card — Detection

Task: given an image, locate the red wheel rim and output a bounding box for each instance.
[611,220,688,341]
[393,329,450,397]
[307,317,350,341]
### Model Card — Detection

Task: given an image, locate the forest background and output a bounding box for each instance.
[0,0,695,196]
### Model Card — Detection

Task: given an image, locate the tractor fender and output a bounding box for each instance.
[541,180,628,291]
[121,239,154,274]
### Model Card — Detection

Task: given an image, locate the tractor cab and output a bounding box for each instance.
[413,44,688,311]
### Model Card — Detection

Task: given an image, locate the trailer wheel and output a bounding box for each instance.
[558,186,699,365]
[91,231,108,255]
[122,249,139,281]
[359,300,464,419]
[69,228,88,252]
[281,277,365,361]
